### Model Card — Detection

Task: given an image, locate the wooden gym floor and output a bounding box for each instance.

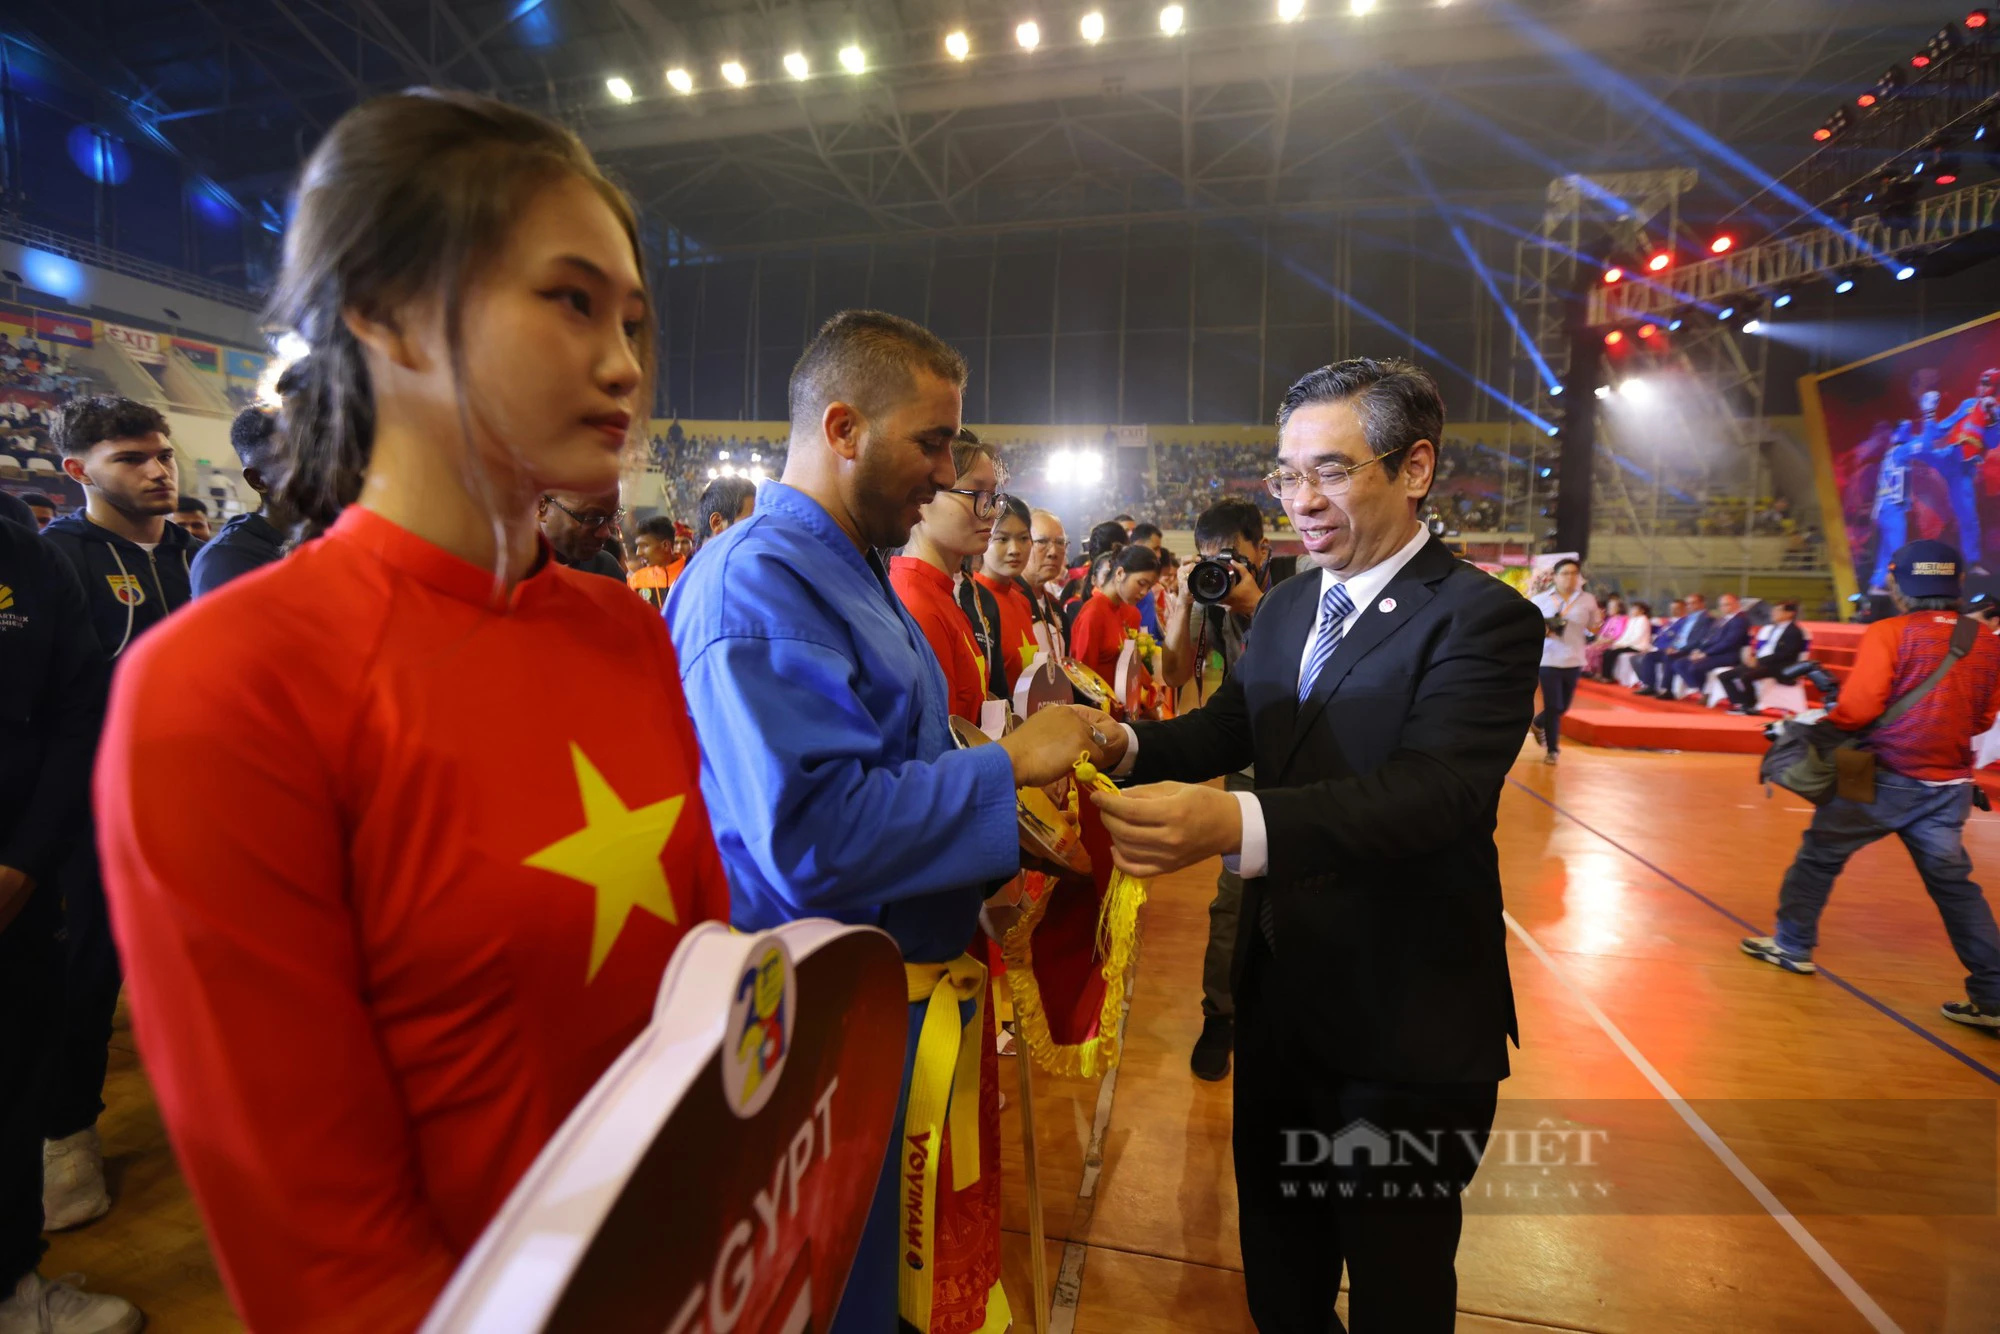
[44,738,2000,1332]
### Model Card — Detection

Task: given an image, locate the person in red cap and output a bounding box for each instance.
[1744,539,2000,1029]
[93,91,731,1333]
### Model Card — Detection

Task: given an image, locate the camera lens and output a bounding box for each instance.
[1188,556,1241,605]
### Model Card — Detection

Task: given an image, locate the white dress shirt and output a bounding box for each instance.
[1115,522,1432,879]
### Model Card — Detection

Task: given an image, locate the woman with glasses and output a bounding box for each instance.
[974,494,1039,689]
[890,430,1003,722]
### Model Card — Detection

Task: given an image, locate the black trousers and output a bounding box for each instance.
[1,883,61,1288]
[1598,646,1640,682]
[1533,666,1581,754]
[1234,946,1498,1333]
[42,839,121,1140]
[1717,662,1775,711]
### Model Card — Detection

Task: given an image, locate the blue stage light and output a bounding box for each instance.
[1836,279,1856,293]
[1667,318,1684,331]
[22,249,85,301]
[1774,293,1792,308]
[1896,265,1917,280]
[1717,305,1736,321]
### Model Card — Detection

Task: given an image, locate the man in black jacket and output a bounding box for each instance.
[38,395,197,1235]
[1089,358,1542,1332]
[1716,599,1807,714]
[0,506,142,1329]
[191,402,295,596]
[42,396,198,659]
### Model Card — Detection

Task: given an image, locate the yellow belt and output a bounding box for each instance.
[898,953,987,1330]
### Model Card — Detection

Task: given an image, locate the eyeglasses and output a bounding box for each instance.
[546,496,625,531]
[1263,447,1404,500]
[1029,536,1068,549]
[943,487,1001,519]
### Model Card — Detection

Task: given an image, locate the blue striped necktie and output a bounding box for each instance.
[1298,581,1357,701]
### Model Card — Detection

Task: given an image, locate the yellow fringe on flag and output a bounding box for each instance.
[1000,754,1148,1080]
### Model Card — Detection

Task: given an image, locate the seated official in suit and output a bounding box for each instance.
[1082,358,1543,1334]
[1635,592,1708,696]
[1671,591,1749,694]
[1717,599,1806,713]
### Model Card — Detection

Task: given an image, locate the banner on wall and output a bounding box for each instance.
[1111,425,1149,449]
[226,348,267,381]
[0,305,93,348]
[173,339,221,374]
[1801,310,2000,612]
[103,323,168,365]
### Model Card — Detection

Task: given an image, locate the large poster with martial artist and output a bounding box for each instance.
[1804,310,2000,610]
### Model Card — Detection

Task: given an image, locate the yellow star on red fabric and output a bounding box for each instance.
[523,743,684,982]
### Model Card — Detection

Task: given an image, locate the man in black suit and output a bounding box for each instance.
[1716,599,1807,714]
[1085,358,1543,1332]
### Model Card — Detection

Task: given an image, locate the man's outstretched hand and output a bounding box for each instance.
[999,705,1119,788]
[1091,781,1243,878]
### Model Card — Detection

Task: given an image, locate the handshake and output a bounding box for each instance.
[996,704,1128,788]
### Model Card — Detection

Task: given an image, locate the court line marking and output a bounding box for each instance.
[1508,777,2000,1088]
[1502,909,1903,1334]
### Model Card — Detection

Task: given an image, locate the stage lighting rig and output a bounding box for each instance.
[1970,9,1992,31]
[1709,233,1736,255]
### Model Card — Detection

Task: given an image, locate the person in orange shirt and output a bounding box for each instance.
[1070,543,1160,684]
[974,494,1038,688]
[890,431,1001,723]
[92,91,731,1333]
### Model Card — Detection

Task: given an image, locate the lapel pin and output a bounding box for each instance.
[1379,597,1397,614]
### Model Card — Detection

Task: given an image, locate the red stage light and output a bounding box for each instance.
[1913,54,1933,68]
[1647,252,1671,272]
[1858,92,1878,107]
[1813,127,1833,141]
[1602,267,1624,284]
[1604,330,1625,347]
[1939,171,1961,184]
[1710,234,1736,254]
[1638,323,1659,339]
[1968,10,1990,29]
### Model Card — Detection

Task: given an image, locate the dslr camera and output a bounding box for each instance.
[1188,551,1255,605]
[1544,615,1568,637]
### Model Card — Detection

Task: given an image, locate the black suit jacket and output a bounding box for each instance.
[1755,621,1806,673]
[1130,535,1544,1084]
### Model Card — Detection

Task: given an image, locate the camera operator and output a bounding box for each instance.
[1529,557,1601,765]
[1176,496,1284,1080]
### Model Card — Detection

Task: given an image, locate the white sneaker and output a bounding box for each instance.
[0,1271,144,1334]
[42,1129,110,1231]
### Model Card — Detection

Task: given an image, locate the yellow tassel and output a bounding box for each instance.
[1000,754,1148,1080]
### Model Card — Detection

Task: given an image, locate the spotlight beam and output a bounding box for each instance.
[1396,137,1563,394]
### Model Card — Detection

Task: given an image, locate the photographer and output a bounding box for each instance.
[1529,557,1601,765]
[1178,497,1281,1080]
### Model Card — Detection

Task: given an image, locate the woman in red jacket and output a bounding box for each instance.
[1069,542,1162,684]
[93,91,730,1332]
[889,432,1001,722]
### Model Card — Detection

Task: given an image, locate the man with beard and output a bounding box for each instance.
[667,310,1106,1334]
[39,395,200,1238]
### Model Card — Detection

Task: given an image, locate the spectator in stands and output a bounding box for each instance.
[1635,592,1707,697]
[1674,591,1750,696]
[1744,542,2000,1030]
[1584,596,1627,678]
[890,430,1001,722]
[1071,543,1161,685]
[975,494,1039,688]
[15,492,54,532]
[168,495,212,543]
[1530,558,1601,765]
[1598,600,1653,684]
[192,403,295,596]
[0,499,144,1334]
[536,488,625,579]
[695,475,757,549]
[1717,600,1806,714]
